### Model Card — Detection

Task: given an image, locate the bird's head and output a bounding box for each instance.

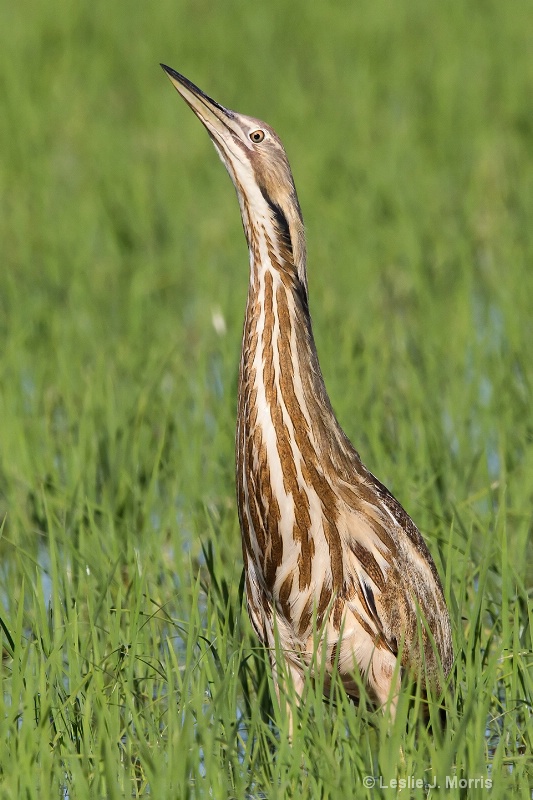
[161,65,306,283]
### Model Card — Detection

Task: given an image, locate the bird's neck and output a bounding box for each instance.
[236,228,359,601]
[237,220,357,491]
[240,215,319,432]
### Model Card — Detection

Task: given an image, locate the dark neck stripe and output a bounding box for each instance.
[259,186,293,258]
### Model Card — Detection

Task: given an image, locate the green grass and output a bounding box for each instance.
[1,0,533,796]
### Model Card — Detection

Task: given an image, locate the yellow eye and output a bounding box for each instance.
[249,129,265,143]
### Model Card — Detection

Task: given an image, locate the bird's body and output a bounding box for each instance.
[162,65,453,721]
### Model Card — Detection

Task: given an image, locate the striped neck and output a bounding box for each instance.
[236,210,356,612]
[238,202,356,475]
[240,204,320,469]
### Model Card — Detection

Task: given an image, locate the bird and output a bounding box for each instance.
[161,64,453,728]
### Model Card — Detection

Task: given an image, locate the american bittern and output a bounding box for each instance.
[162,65,453,723]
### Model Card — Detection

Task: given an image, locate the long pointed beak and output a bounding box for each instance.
[160,64,235,139]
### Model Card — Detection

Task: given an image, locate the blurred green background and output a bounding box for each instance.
[0,0,532,797]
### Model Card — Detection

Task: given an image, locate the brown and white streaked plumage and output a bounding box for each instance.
[162,65,453,722]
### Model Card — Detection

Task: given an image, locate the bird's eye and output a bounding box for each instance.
[249,129,265,143]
